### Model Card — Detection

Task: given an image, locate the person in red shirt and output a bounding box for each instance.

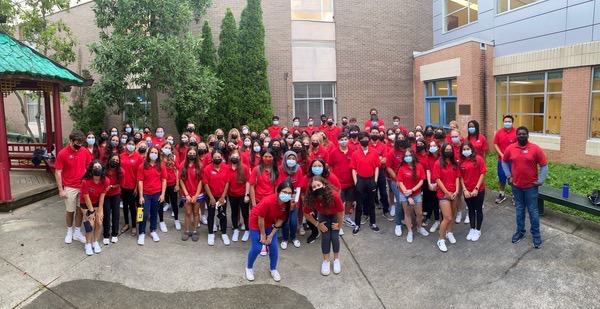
[159,142,180,232]
[328,133,356,228]
[102,153,124,245]
[324,116,342,148]
[432,143,461,252]
[445,120,459,143]
[98,130,109,154]
[308,134,330,164]
[175,133,190,166]
[228,150,251,243]
[268,115,282,138]
[448,129,464,161]
[385,134,408,227]
[83,131,100,160]
[305,116,317,136]
[303,176,345,275]
[185,122,201,142]
[350,132,380,234]
[137,146,167,246]
[142,127,152,139]
[423,140,441,233]
[202,149,231,246]
[179,147,203,242]
[250,148,279,208]
[502,126,548,249]
[120,137,144,236]
[459,141,487,242]
[54,131,90,245]
[395,148,428,243]
[493,115,517,204]
[101,135,123,163]
[151,126,166,148]
[276,150,304,249]
[467,120,488,158]
[80,160,109,255]
[291,116,302,133]
[391,115,408,135]
[346,125,361,151]
[318,114,329,131]
[364,108,385,131]
[369,127,392,220]
[245,182,293,282]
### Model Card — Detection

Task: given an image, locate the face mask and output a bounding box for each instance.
[187,127,194,133]
[263,157,273,165]
[231,134,238,139]
[92,167,103,176]
[327,121,333,126]
[272,121,279,126]
[127,144,136,152]
[182,138,189,143]
[282,129,288,135]
[517,135,528,144]
[272,146,281,153]
[349,132,359,139]
[286,159,297,167]
[311,141,320,147]
[251,134,258,140]
[146,141,152,147]
[230,157,240,164]
[162,148,171,156]
[393,121,399,126]
[292,146,302,153]
[109,161,119,168]
[409,136,416,142]
[468,127,476,134]
[342,121,348,126]
[134,138,141,144]
[87,138,95,145]
[395,139,407,149]
[360,140,370,147]
[312,166,323,175]
[404,156,413,163]
[434,132,444,139]
[425,130,434,137]
[308,121,314,126]
[168,140,173,145]
[370,135,379,141]
[371,114,378,121]
[187,154,197,161]
[72,143,82,150]
[321,118,327,124]
[462,150,472,157]
[264,142,270,148]
[190,141,198,147]
[228,145,236,151]
[243,141,251,147]
[125,128,132,133]
[209,141,215,147]
[242,129,249,134]
[149,153,158,161]
[139,147,147,154]
[279,193,292,203]
[416,144,426,152]
[121,138,127,144]
[372,121,379,127]
[253,146,261,152]
[388,134,396,141]
[199,148,208,154]
[313,187,324,196]
[111,131,118,136]
[217,134,224,140]
[111,141,119,147]
[339,140,348,147]
[213,158,222,165]
[444,151,454,158]
[286,138,294,145]
[429,146,438,154]
[100,135,108,142]
[293,121,300,127]
[451,137,460,144]
[504,122,512,129]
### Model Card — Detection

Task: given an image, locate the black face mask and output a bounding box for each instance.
[209,141,215,147]
[92,168,103,176]
[187,155,197,161]
[228,146,236,151]
[100,136,108,142]
[370,135,379,141]
[517,135,528,145]
[231,134,238,139]
[292,146,303,153]
[370,114,378,121]
[349,132,359,138]
[321,118,327,124]
[109,161,119,168]
[198,148,208,154]
[139,148,147,154]
[313,187,324,196]
[189,141,198,147]
[230,157,240,164]
[213,158,223,165]
[425,130,434,137]
[311,141,320,147]
[327,121,333,126]
[416,144,426,152]
[134,138,141,144]
[217,134,224,140]
[360,140,370,147]
[444,151,454,158]
[434,133,445,139]
[293,133,300,138]
[408,136,416,142]
[251,134,258,139]
[187,127,194,133]
[342,121,348,126]
[272,146,281,152]
[395,139,407,149]
[73,143,82,150]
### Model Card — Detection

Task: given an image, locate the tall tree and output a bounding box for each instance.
[238,0,273,131]
[199,20,217,71]
[0,0,16,34]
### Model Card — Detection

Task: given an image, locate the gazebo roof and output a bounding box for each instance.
[0,32,84,86]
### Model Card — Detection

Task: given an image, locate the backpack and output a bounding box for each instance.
[31,149,46,167]
[588,190,600,206]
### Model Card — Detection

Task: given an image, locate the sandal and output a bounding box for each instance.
[131,228,137,236]
[120,225,130,234]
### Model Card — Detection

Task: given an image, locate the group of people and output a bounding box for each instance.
[54,109,548,282]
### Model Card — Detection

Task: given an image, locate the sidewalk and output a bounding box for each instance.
[0,192,599,308]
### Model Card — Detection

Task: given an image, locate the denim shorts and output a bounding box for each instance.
[398,192,423,204]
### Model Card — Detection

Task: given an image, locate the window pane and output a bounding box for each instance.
[308,84,321,98]
[426,82,433,97]
[510,0,537,10]
[591,93,600,138]
[321,83,334,97]
[547,72,563,92]
[294,84,307,98]
[291,11,322,20]
[451,79,458,96]
[446,0,466,13]
[446,8,468,31]
[546,94,561,134]
[509,74,545,94]
[323,99,335,118]
[469,8,478,22]
[496,77,508,95]
[593,69,600,91]
[513,115,545,134]
[497,0,509,13]
[308,99,321,119]
[496,95,507,129]
[294,100,308,125]
[508,94,542,114]
[435,81,449,96]
[429,101,441,124]
[292,0,321,11]
[445,101,457,125]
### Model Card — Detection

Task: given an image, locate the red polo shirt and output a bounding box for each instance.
[328,147,355,189]
[302,190,344,215]
[80,177,109,204]
[364,119,385,131]
[180,163,202,196]
[348,139,360,152]
[268,125,282,138]
[369,141,388,169]
[305,125,317,136]
[460,155,487,192]
[308,146,330,164]
[228,164,251,197]
[396,163,426,194]
[493,127,517,161]
[324,126,342,148]
[468,134,489,156]
[55,146,91,189]
[350,148,379,178]
[203,163,231,198]
[106,168,124,196]
[503,142,548,189]
[276,166,304,189]
[249,193,288,230]
[137,162,167,195]
[432,160,461,199]
[250,167,277,203]
[300,173,341,193]
[152,137,165,148]
[385,148,404,180]
[119,152,143,190]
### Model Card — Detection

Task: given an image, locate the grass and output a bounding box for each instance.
[483,154,600,224]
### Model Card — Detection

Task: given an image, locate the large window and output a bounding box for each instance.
[26,95,43,124]
[425,79,457,128]
[590,68,600,139]
[496,72,562,135]
[293,83,336,125]
[497,0,539,14]
[445,0,478,31]
[291,0,334,22]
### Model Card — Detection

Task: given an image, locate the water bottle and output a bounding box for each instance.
[562,183,569,199]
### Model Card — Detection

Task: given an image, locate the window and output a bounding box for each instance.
[444,0,478,31]
[590,68,600,138]
[425,79,457,128]
[293,83,336,125]
[291,0,334,22]
[497,0,539,14]
[496,72,562,135]
[26,95,43,124]
[123,89,150,130]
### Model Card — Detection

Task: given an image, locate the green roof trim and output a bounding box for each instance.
[0,32,84,84]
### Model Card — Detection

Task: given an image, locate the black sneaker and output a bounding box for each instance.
[495,193,506,204]
[307,233,319,244]
[511,232,526,243]
[352,225,360,235]
[383,212,394,221]
[371,224,380,233]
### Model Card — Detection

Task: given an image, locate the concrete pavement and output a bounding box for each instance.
[0,193,599,308]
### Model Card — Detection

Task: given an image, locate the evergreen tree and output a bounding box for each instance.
[199,20,217,71]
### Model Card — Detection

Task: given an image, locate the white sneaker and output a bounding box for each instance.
[406,231,413,243]
[163,203,171,212]
[333,259,341,274]
[111,236,118,243]
[150,231,160,242]
[446,232,456,244]
[174,220,181,230]
[103,238,110,245]
[429,221,440,233]
[472,230,481,241]
[201,215,208,225]
[293,239,301,248]
[119,201,123,209]
[171,210,175,217]
[339,228,344,236]
[232,229,240,242]
[65,230,73,244]
[437,239,448,252]
[417,227,429,236]
[464,214,470,224]
[138,234,145,246]
[455,212,462,224]
[242,231,250,242]
[85,243,93,256]
[280,241,288,250]
[321,260,331,276]
[159,222,168,233]
[73,232,86,243]
[197,222,201,228]
[466,229,475,241]
[271,269,281,282]
[390,205,396,216]
[298,226,306,236]
[422,219,429,227]
[343,217,356,227]
[260,245,267,256]
[395,225,402,237]
[222,234,230,246]
[92,242,102,253]
[245,268,254,281]
[208,234,215,246]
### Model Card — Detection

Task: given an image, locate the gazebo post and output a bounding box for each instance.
[52,84,63,153]
[0,91,13,202]
[43,91,53,152]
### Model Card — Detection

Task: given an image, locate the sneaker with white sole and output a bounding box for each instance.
[222,234,231,246]
[464,214,470,224]
[472,230,481,241]
[103,238,110,245]
[242,231,250,242]
[73,232,86,243]
[92,242,102,253]
[208,234,215,246]
[271,269,281,282]
[111,236,118,243]
[138,234,145,245]
[85,243,93,256]
[455,212,462,224]
[446,232,456,244]
[417,227,429,236]
[406,231,413,243]
[383,212,394,221]
[437,239,448,252]
[260,245,267,256]
[333,259,341,274]
[65,229,73,244]
[495,193,506,204]
[466,229,475,241]
[361,215,369,225]
[150,231,160,242]
[422,218,429,227]
[298,226,306,236]
[245,268,254,281]
[371,224,380,233]
[280,241,288,250]
[293,239,301,248]
[321,260,331,276]
[343,217,356,227]
[174,220,181,231]
[232,229,240,242]
[429,221,440,233]
[159,222,168,233]
[395,225,402,237]
[163,203,171,212]
[339,228,344,236]
[197,222,201,228]
[201,215,208,225]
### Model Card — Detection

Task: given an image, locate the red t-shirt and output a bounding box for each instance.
[468,134,489,156]
[175,144,188,166]
[348,139,360,152]
[119,152,143,190]
[180,163,202,196]
[460,155,487,192]
[268,125,282,138]
[305,125,317,136]
[250,167,277,203]
[308,146,330,164]
[152,137,165,149]
[202,163,231,198]
[80,177,109,204]
[137,162,167,195]
[396,163,426,195]
[300,173,341,193]
[503,142,548,189]
[426,154,439,172]
[432,160,461,199]
[364,119,385,131]
[105,167,124,196]
[385,148,404,179]
[201,154,212,168]
[302,190,344,215]
[249,193,288,231]
[416,152,430,171]
[328,147,355,189]
[350,148,379,178]
[324,126,342,148]
[369,141,388,168]
[55,146,91,189]
[276,166,304,189]
[493,128,517,161]
[228,164,250,197]
[163,162,178,186]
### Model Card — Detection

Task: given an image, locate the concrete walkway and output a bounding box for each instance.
[0,193,599,308]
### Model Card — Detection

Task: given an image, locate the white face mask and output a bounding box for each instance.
[242,129,249,134]
[388,134,395,140]
[308,121,314,126]
[244,141,251,147]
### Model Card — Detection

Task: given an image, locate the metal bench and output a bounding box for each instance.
[538,186,600,216]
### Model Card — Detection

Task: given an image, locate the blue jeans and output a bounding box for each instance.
[391,181,405,225]
[497,161,512,185]
[282,208,298,241]
[513,186,540,238]
[247,228,278,270]
[139,192,160,235]
[377,170,390,213]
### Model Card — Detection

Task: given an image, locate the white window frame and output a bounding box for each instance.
[496,0,543,15]
[291,0,334,22]
[26,94,43,125]
[292,82,337,126]
[443,0,478,33]
[589,67,600,140]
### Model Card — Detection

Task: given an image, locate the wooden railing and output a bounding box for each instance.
[7,143,54,171]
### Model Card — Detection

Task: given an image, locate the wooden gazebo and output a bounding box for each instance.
[0,31,88,203]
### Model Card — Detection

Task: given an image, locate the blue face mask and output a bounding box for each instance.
[121,138,127,144]
[451,137,460,144]
[462,150,472,157]
[149,153,158,161]
[468,127,476,134]
[312,166,323,175]
[253,146,261,153]
[156,132,164,138]
[504,122,512,129]
[125,128,132,133]
[162,148,171,156]
[404,156,413,163]
[429,146,438,153]
[278,193,292,202]
[87,138,95,145]
[372,121,378,127]
[126,144,136,152]
[286,160,297,167]
[146,141,152,147]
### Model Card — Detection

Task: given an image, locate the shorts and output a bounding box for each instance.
[497,161,512,185]
[340,187,356,203]
[398,192,423,204]
[64,187,80,212]
[182,193,205,203]
[79,202,99,210]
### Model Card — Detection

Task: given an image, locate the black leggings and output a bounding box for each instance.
[121,188,137,228]
[160,185,179,220]
[307,212,318,237]
[465,189,485,230]
[103,194,121,238]
[208,203,227,234]
[229,195,249,230]
[423,186,440,221]
[355,176,376,226]
[318,213,340,254]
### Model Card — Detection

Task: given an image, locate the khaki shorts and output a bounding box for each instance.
[64,187,80,212]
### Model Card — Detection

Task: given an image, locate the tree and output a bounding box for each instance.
[0,0,17,34]
[199,20,217,71]
[238,0,273,131]
[90,0,216,129]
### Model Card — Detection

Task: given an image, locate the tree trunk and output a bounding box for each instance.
[35,96,42,143]
[15,92,37,141]
[150,83,159,129]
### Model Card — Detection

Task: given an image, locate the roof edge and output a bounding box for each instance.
[413,37,494,58]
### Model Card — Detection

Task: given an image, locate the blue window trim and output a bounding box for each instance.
[424,79,457,129]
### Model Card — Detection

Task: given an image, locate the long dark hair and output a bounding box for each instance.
[257,148,279,182]
[177,132,190,157]
[460,141,478,166]
[439,143,458,169]
[143,146,162,171]
[106,152,122,182]
[229,150,247,183]
[103,135,124,160]
[268,138,284,158]
[82,159,106,180]
[250,139,261,167]
[306,158,330,178]
[276,181,293,222]
[400,148,418,182]
[303,176,335,212]
[467,120,480,139]
[84,131,100,159]
[161,141,176,169]
[181,147,201,181]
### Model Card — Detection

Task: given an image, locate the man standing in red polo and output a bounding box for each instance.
[350,132,380,234]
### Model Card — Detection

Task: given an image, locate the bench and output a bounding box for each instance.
[538,186,600,216]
